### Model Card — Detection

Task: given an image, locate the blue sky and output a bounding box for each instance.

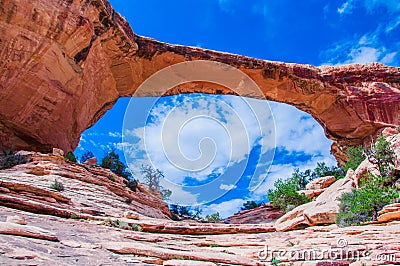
[76,0,400,217]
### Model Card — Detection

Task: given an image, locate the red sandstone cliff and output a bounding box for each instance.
[0,0,399,162]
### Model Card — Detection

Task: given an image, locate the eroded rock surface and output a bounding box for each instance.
[0,152,171,219]
[0,154,399,265]
[0,0,399,162]
[1,205,399,265]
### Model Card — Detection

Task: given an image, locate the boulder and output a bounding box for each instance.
[52,148,64,157]
[274,202,314,232]
[0,152,172,219]
[306,176,336,190]
[124,211,139,220]
[83,157,97,165]
[275,172,355,232]
[378,203,400,223]
[303,177,355,225]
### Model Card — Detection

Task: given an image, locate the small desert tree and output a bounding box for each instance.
[101,150,131,180]
[343,146,366,172]
[336,135,399,227]
[241,200,262,211]
[80,150,95,163]
[313,162,345,179]
[267,176,310,212]
[335,175,398,227]
[366,136,396,182]
[64,151,77,163]
[141,164,172,200]
[205,212,221,223]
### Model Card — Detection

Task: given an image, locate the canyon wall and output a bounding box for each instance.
[0,0,399,162]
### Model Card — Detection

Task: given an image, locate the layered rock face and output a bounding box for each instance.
[0,152,171,219]
[0,0,399,161]
[1,199,400,265]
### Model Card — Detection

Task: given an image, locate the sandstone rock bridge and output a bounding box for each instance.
[0,0,399,163]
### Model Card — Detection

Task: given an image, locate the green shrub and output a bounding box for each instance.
[131,224,143,232]
[241,200,263,211]
[80,150,95,163]
[343,146,366,172]
[0,147,27,169]
[110,219,130,230]
[101,151,131,180]
[266,161,344,213]
[291,162,345,188]
[205,212,221,223]
[126,179,139,192]
[366,136,396,181]
[50,179,65,191]
[335,174,398,227]
[169,205,203,221]
[267,176,310,212]
[271,257,282,266]
[336,135,399,227]
[313,162,345,179]
[103,218,141,231]
[64,152,77,163]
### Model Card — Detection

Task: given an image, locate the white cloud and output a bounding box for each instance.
[337,0,400,15]
[338,1,355,15]
[203,198,246,218]
[270,102,333,156]
[321,33,399,65]
[109,132,122,138]
[163,181,200,206]
[323,0,399,66]
[385,17,400,33]
[120,94,337,206]
[363,0,400,13]
[113,142,131,151]
[123,95,274,186]
[381,51,398,64]
[219,183,237,191]
[346,46,381,64]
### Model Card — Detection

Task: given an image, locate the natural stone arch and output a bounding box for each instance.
[0,0,399,163]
